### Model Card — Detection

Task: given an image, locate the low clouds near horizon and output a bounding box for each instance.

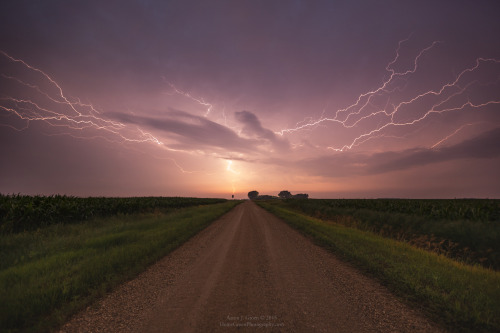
[235,111,290,152]
[294,128,500,178]
[111,103,500,180]
[1,1,499,198]
[106,109,289,155]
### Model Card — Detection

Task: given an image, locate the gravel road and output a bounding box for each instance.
[59,201,444,332]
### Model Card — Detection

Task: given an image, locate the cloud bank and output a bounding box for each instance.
[295,128,500,178]
[107,109,289,154]
[234,111,290,151]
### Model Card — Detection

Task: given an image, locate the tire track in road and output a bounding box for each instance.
[60,201,444,332]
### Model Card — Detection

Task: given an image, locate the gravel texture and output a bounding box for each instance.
[59,201,445,332]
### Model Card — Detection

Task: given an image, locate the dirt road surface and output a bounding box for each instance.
[60,201,443,332]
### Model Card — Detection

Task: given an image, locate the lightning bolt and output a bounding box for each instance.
[0,51,247,186]
[276,39,500,152]
[430,122,485,149]
[164,81,215,117]
[0,50,212,174]
[0,50,165,144]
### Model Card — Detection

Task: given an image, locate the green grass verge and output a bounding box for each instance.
[274,199,500,269]
[0,200,241,332]
[257,201,500,332]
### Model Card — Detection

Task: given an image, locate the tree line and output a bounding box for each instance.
[247,190,308,200]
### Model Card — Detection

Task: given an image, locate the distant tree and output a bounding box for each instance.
[278,190,292,199]
[293,193,309,199]
[256,195,278,200]
[248,190,259,200]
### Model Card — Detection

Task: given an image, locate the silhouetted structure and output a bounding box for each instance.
[278,190,292,199]
[248,190,308,200]
[247,190,259,200]
[256,195,278,200]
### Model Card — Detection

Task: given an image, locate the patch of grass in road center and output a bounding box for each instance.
[257,201,500,333]
[0,201,241,333]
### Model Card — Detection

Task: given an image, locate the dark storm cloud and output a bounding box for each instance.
[107,109,259,153]
[108,109,290,153]
[4,0,497,112]
[1,0,500,197]
[234,111,290,151]
[369,128,500,174]
[294,153,369,178]
[296,128,500,177]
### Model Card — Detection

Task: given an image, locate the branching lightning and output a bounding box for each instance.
[164,81,214,117]
[277,39,500,152]
[0,51,244,186]
[2,37,498,193]
[0,50,165,145]
[164,80,242,134]
[0,51,215,175]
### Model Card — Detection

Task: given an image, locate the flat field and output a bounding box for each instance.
[270,198,500,270]
[0,195,240,332]
[257,199,500,332]
[0,194,227,233]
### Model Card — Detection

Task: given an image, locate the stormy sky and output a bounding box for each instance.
[1,0,499,198]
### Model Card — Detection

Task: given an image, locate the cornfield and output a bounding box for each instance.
[0,194,226,233]
[278,198,500,270]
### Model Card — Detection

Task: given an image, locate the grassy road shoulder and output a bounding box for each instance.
[0,200,241,332]
[257,201,500,332]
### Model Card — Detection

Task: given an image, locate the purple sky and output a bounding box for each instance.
[1,0,500,198]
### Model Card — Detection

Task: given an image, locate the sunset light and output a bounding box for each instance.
[1,3,499,332]
[1,1,499,198]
